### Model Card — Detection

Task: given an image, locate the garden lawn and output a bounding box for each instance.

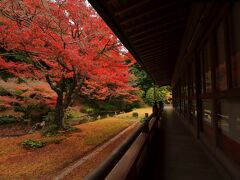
[117,107,152,119]
[0,115,139,179]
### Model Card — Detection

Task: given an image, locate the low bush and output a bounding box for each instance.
[83,108,95,114]
[42,124,58,135]
[41,112,58,135]
[81,105,97,114]
[64,126,77,132]
[140,117,147,123]
[65,112,74,119]
[0,106,8,111]
[65,110,83,119]
[21,139,45,149]
[102,103,116,111]
[0,116,17,125]
[14,89,26,95]
[132,112,139,118]
[14,104,39,120]
[42,112,55,123]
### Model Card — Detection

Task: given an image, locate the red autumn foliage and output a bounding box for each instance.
[0,96,20,108]
[0,79,56,117]
[0,0,138,127]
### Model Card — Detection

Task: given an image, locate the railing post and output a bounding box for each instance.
[142,113,149,133]
[158,101,164,119]
[152,101,158,116]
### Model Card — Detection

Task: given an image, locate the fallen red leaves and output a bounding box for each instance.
[0,117,135,179]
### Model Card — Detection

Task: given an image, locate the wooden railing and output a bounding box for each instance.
[85,104,161,180]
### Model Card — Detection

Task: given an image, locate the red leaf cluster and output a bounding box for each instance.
[0,0,138,104]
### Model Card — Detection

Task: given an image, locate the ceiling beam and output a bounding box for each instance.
[141,53,170,60]
[138,44,177,55]
[137,42,179,54]
[132,31,182,45]
[128,23,185,39]
[144,55,175,63]
[106,0,118,5]
[144,66,171,73]
[140,49,173,59]
[114,0,150,16]
[139,49,175,58]
[126,16,186,37]
[144,59,171,65]
[135,37,180,50]
[141,45,176,53]
[129,26,184,43]
[135,41,180,53]
[126,9,186,32]
[119,2,176,26]
[140,49,178,59]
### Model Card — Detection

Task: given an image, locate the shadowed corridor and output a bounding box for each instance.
[142,106,231,180]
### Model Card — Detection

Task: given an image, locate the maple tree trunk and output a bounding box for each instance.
[55,93,64,129]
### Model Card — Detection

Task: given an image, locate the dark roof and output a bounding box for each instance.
[89,0,191,86]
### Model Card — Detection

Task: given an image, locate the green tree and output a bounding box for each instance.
[129,63,153,98]
[145,86,172,105]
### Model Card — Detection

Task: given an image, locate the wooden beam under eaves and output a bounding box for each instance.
[145,66,171,72]
[119,2,176,26]
[127,16,185,37]
[128,23,185,39]
[142,58,171,65]
[129,28,184,43]
[137,42,179,53]
[126,9,187,33]
[141,53,170,60]
[106,0,118,5]
[132,32,182,45]
[114,0,150,16]
[138,45,177,56]
[144,58,171,64]
[140,50,173,59]
[135,37,180,50]
[139,50,171,58]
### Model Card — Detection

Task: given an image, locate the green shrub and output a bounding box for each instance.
[14,104,39,120]
[145,86,172,105]
[65,111,82,119]
[102,103,116,111]
[64,126,77,132]
[14,89,26,95]
[21,139,45,149]
[81,106,95,114]
[41,111,59,135]
[42,112,55,122]
[85,108,95,114]
[132,112,139,118]
[66,112,74,119]
[44,131,58,137]
[42,124,58,135]
[140,117,147,123]
[0,116,17,125]
[0,106,8,111]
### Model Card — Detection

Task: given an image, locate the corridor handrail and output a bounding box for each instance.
[106,116,158,180]
[85,114,155,180]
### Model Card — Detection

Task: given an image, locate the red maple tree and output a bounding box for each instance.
[0,0,137,128]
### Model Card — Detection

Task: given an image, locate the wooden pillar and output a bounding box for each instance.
[195,52,202,139]
[211,35,218,148]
